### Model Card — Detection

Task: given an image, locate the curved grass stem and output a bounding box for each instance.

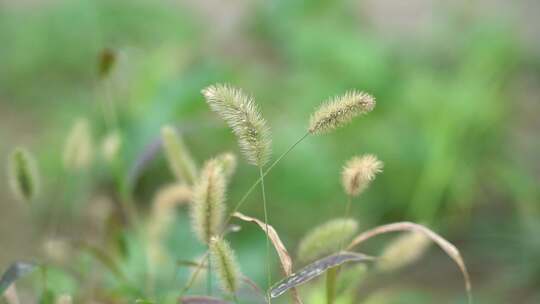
[259,166,272,303]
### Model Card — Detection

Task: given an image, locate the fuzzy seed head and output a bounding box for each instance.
[342,154,383,197]
[215,152,237,180]
[101,130,121,162]
[202,84,271,167]
[309,90,375,135]
[377,231,431,272]
[8,147,39,203]
[297,218,358,263]
[161,125,198,184]
[56,294,73,304]
[149,183,192,240]
[209,237,241,294]
[63,118,93,170]
[43,238,71,264]
[191,159,226,244]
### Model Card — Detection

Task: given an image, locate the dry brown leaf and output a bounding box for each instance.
[233,212,292,275]
[232,212,303,303]
[346,221,472,303]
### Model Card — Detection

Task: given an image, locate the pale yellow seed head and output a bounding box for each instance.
[161,125,198,184]
[101,130,121,162]
[63,118,93,170]
[209,237,241,294]
[202,84,271,167]
[309,90,375,135]
[8,147,39,203]
[297,218,358,263]
[342,154,383,197]
[215,152,237,180]
[43,238,71,264]
[190,159,226,244]
[56,294,73,304]
[149,183,192,240]
[377,231,431,272]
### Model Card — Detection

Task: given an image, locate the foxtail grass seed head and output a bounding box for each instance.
[215,152,237,179]
[101,130,121,162]
[43,238,71,264]
[56,294,72,304]
[149,183,192,241]
[202,84,271,167]
[8,147,39,202]
[342,154,383,197]
[297,218,358,263]
[309,90,375,135]
[209,237,242,294]
[63,118,93,170]
[161,125,198,184]
[191,159,226,244]
[377,231,431,272]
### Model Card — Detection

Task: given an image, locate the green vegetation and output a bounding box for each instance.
[1,0,539,303]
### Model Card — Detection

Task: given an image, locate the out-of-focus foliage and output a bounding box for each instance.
[1,0,539,303]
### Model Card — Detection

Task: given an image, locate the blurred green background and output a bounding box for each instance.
[1,0,539,303]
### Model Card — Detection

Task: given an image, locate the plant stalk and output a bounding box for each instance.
[259,166,272,303]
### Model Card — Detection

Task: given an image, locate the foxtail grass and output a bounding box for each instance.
[202,84,274,301]
[161,125,198,185]
[63,118,93,170]
[309,90,375,135]
[209,237,242,300]
[297,218,358,263]
[8,147,39,203]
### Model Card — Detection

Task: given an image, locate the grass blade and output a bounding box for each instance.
[346,221,472,303]
[270,252,374,298]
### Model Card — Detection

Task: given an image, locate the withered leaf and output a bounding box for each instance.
[346,221,472,303]
[233,212,292,275]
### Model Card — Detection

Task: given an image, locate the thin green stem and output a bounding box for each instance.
[328,195,353,304]
[259,166,272,304]
[326,267,337,304]
[223,132,309,227]
[180,252,209,296]
[339,196,353,250]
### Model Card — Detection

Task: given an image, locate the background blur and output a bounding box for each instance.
[1,0,539,303]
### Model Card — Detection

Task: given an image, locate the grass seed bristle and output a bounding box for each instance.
[202,84,271,167]
[191,159,226,244]
[161,125,198,184]
[342,154,383,197]
[63,118,93,170]
[377,231,431,272]
[297,218,358,263]
[209,237,242,294]
[309,90,375,135]
[8,147,39,203]
[215,152,237,180]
